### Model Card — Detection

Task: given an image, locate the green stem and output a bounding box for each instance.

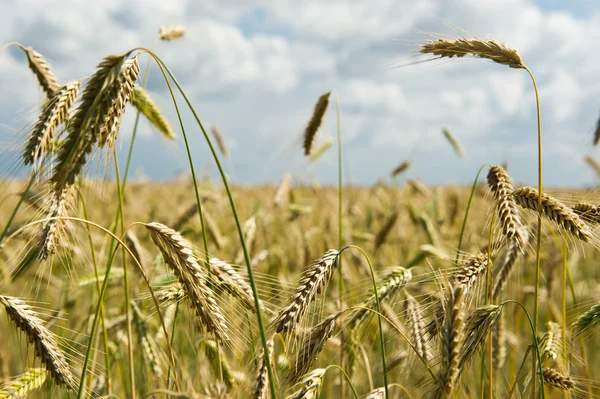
[455,164,487,265]
[138,49,276,398]
[500,300,545,398]
[524,65,543,399]
[113,151,136,398]
[342,245,389,399]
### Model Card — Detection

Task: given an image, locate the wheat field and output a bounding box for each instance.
[0,27,600,399]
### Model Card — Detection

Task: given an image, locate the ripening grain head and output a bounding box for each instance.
[420,38,524,69]
[303,91,331,156]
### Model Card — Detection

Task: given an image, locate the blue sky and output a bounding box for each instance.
[1,0,600,187]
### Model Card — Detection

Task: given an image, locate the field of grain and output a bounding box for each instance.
[1,27,600,399]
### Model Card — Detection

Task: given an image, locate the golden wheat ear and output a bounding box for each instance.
[159,24,186,41]
[0,296,78,390]
[131,86,175,140]
[0,368,47,397]
[420,38,524,69]
[19,45,61,98]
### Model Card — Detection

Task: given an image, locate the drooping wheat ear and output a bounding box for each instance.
[374,210,398,250]
[420,38,525,69]
[572,303,600,336]
[458,305,502,371]
[584,155,600,177]
[540,321,562,366]
[453,253,488,295]
[253,338,274,399]
[51,53,127,191]
[308,139,333,162]
[442,128,465,159]
[210,124,230,158]
[98,56,140,147]
[130,87,175,139]
[492,227,529,298]
[24,80,81,166]
[303,92,331,156]
[203,209,225,250]
[391,160,411,177]
[512,186,593,242]
[492,311,507,368]
[131,301,163,377]
[542,368,575,391]
[203,339,236,389]
[287,368,326,399]
[288,312,341,384]
[0,296,77,390]
[348,266,412,329]
[0,368,47,398]
[406,244,449,268]
[572,202,600,224]
[209,257,256,312]
[434,286,465,399]
[273,173,292,208]
[404,293,430,361]
[145,222,230,344]
[20,46,60,97]
[273,249,340,333]
[38,183,76,259]
[487,165,524,245]
[159,24,187,41]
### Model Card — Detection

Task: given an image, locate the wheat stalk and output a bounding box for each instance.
[273,249,340,333]
[303,92,331,156]
[24,80,81,166]
[420,38,525,69]
[512,186,593,242]
[20,46,60,98]
[0,296,77,390]
[0,368,47,398]
[130,87,175,140]
[145,222,230,344]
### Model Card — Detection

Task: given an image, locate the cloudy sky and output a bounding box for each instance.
[1,0,600,186]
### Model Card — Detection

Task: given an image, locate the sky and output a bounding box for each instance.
[1,0,600,187]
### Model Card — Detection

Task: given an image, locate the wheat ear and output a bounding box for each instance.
[273,249,339,333]
[492,227,529,298]
[130,87,175,139]
[572,202,600,224]
[442,128,465,158]
[20,46,60,97]
[253,338,274,399]
[0,296,77,390]
[453,253,489,295]
[542,368,575,391]
[287,368,326,399]
[24,80,80,166]
[487,165,524,245]
[273,173,292,208]
[374,210,399,250]
[0,368,47,398]
[420,38,524,69]
[458,305,502,371]
[572,303,600,336]
[209,257,257,312]
[210,124,230,158]
[145,222,230,344]
[288,312,341,384]
[303,92,331,156]
[391,160,411,177]
[404,293,430,361]
[159,25,187,41]
[512,186,593,242]
[38,183,76,259]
